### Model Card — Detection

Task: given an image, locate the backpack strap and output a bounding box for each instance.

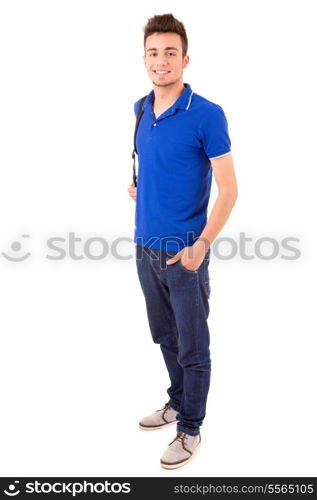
[132,95,147,187]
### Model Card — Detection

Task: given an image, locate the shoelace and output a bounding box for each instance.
[156,403,170,413]
[156,403,170,423]
[169,432,193,455]
[169,432,188,447]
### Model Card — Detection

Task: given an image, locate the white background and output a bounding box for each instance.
[0,0,316,477]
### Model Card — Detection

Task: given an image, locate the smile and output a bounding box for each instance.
[153,70,170,75]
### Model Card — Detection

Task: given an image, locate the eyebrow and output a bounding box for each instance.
[146,47,179,52]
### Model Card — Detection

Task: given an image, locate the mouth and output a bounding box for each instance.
[153,70,171,75]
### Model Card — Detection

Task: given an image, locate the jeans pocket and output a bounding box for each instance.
[178,259,198,274]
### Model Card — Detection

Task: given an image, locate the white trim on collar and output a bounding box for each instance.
[186,90,194,110]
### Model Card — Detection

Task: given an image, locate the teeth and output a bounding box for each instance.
[155,71,169,74]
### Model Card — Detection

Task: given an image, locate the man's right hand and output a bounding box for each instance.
[127,182,137,202]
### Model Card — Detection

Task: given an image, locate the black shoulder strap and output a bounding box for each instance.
[131,95,147,187]
[134,95,147,154]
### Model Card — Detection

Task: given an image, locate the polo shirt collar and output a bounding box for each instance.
[142,82,193,112]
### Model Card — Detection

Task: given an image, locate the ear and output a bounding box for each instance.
[183,55,190,69]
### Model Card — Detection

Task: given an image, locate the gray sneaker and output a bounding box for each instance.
[160,431,201,469]
[139,403,178,430]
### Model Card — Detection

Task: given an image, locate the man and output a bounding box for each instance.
[128,13,238,469]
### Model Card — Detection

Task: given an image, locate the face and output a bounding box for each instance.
[143,32,190,88]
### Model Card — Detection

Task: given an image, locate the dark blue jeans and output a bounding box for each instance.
[135,244,211,436]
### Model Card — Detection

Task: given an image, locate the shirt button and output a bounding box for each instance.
[153,123,157,126]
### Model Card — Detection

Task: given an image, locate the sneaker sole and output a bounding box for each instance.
[139,420,177,431]
[160,440,201,469]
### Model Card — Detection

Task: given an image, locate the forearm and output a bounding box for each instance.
[196,188,238,251]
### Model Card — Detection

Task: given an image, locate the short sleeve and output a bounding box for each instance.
[134,99,142,118]
[200,105,231,159]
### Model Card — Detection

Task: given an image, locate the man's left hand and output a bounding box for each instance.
[166,240,209,272]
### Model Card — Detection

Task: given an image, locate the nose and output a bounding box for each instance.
[156,54,169,67]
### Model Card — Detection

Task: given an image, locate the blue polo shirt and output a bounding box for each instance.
[133,82,231,251]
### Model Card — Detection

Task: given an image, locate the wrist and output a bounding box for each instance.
[194,237,210,254]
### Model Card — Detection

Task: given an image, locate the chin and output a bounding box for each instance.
[152,77,180,88]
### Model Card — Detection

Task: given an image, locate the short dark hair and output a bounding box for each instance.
[143,13,188,57]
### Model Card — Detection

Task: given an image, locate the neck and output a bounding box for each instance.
[153,80,186,107]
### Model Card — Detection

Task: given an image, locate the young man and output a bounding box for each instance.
[128,13,238,469]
